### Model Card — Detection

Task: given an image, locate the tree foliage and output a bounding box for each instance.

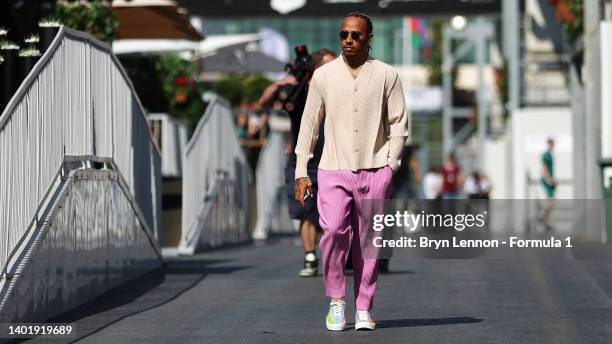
[52,0,118,42]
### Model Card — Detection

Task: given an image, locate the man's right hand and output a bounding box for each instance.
[258,74,299,108]
[277,74,298,87]
[294,177,313,207]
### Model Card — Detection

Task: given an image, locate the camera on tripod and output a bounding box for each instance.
[276,45,314,113]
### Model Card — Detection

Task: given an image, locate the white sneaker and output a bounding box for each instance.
[355,310,376,330]
[325,300,346,331]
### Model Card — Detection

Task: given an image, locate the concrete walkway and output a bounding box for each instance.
[30,238,612,344]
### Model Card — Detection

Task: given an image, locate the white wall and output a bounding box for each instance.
[602,22,612,158]
[512,107,573,199]
[484,135,511,199]
[393,64,496,91]
[148,113,189,178]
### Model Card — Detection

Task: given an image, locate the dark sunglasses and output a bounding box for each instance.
[339,30,363,41]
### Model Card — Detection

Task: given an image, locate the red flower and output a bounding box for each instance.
[175,75,188,86]
[555,1,575,24]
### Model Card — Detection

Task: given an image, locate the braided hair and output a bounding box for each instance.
[345,12,373,35]
[345,12,373,53]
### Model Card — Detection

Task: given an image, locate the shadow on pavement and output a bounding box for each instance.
[20,257,250,344]
[376,317,483,329]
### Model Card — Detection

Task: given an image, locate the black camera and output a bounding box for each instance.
[285,45,313,82]
[276,45,314,113]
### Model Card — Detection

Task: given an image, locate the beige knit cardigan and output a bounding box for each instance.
[294,56,409,179]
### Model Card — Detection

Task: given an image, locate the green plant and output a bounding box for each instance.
[426,18,460,91]
[0,40,19,50]
[244,75,272,103]
[155,54,205,129]
[547,0,583,44]
[19,47,41,57]
[39,17,62,27]
[52,0,118,42]
[24,34,40,43]
[427,19,445,86]
[213,75,246,107]
[495,60,509,121]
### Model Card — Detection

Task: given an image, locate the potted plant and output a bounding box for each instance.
[38,18,62,53]
[18,45,41,79]
[155,54,205,129]
[547,0,583,44]
[0,54,4,112]
[24,33,39,44]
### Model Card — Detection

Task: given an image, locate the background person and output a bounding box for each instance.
[541,137,556,228]
[423,166,443,200]
[463,171,492,199]
[259,48,337,277]
[441,153,463,199]
[391,144,422,200]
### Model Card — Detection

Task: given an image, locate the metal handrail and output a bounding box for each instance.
[1,27,158,152]
[0,166,163,317]
[179,95,251,254]
[0,26,161,271]
[1,156,162,280]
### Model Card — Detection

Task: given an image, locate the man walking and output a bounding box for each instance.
[441,152,463,199]
[259,48,336,277]
[541,137,556,228]
[294,12,408,331]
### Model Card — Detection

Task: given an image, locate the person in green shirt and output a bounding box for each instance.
[541,138,556,227]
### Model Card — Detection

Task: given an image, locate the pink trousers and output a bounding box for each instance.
[317,166,392,311]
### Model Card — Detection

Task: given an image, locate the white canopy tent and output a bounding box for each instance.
[197,34,262,57]
[112,33,286,77]
[112,39,200,55]
[112,33,262,57]
[197,42,286,74]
